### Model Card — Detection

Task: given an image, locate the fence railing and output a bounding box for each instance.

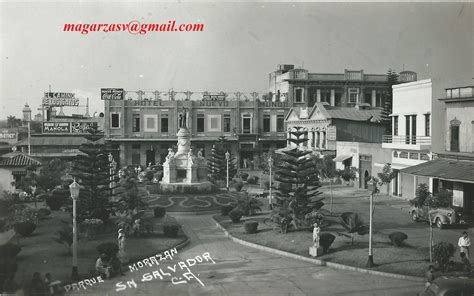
[382,135,431,145]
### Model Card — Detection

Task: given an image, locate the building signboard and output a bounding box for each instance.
[202,94,226,101]
[0,132,17,139]
[258,101,289,108]
[101,88,124,100]
[327,125,337,140]
[43,122,71,133]
[42,92,78,107]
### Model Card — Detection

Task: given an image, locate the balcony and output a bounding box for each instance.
[382,135,431,150]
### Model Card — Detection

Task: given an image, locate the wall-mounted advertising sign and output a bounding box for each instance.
[44,92,75,99]
[43,122,71,133]
[101,88,124,100]
[71,122,97,134]
[202,94,226,101]
[327,125,337,141]
[42,122,98,134]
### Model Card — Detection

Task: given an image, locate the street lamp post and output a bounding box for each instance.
[69,178,81,280]
[366,178,377,268]
[225,151,230,191]
[268,154,274,209]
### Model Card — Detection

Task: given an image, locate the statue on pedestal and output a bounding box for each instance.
[187,148,195,166]
[197,148,204,159]
[178,107,188,128]
[164,148,175,165]
[117,229,128,263]
[312,222,320,248]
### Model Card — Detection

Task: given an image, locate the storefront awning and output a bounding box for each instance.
[400,158,474,184]
[333,154,352,162]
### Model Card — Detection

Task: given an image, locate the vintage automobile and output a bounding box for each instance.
[409,205,462,229]
[419,276,474,296]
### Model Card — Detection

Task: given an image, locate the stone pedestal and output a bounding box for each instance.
[162,163,176,183]
[309,246,324,257]
[186,165,198,184]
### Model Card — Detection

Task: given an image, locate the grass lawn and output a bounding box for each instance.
[10,209,187,289]
[214,213,431,278]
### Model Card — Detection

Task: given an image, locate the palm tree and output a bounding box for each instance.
[7,116,21,128]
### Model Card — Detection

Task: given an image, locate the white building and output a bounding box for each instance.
[382,79,436,198]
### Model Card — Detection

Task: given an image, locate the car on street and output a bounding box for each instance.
[409,205,462,229]
[418,276,474,295]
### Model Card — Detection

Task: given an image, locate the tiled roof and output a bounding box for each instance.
[15,136,92,147]
[0,153,41,167]
[324,107,382,122]
[400,158,474,183]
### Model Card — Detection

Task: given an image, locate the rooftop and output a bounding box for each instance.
[0,152,41,167]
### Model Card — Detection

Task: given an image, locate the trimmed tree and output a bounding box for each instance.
[207,136,237,183]
[383,69,399,134]
[272,127,324,233]
[318,156,337,214]
[71,143,118,222]
[377,163,397,195]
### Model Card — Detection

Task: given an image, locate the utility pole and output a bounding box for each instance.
[366,178,377,268]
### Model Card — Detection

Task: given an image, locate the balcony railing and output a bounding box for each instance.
[382,135,431,145]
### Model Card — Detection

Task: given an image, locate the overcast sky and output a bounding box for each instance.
[0,1,473,120]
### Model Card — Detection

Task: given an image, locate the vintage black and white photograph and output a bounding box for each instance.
[0,1,473,295]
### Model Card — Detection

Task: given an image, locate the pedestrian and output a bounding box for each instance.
[460,252,471,273]
[458,231,471,258]
[425,265,435,287]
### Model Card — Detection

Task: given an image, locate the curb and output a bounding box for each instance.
[213,217,424,283]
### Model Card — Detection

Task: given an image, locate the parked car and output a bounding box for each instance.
[418,276,474,296]
[409,205,462,229]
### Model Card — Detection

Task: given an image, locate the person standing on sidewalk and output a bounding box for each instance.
[458,231,471,258]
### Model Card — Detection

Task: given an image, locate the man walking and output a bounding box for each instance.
[458,231,471,258]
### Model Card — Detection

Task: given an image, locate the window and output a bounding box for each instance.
[451,125,460,152]
[321,90,331,103]
[144,115,157,132]
[132,114,140,132]
[131,153,141,165]
[242,114,252,134]
[224,114,231,132]
[393,116,398,136]
[111,113,120,128]
[321,132,326,148]
[197,114,204,132]
[277,115,285,132]
[376,92,383,107]
[412,115,417,144]
[161,114,168,133]
[294,88,303,103]
[425,114,430,136]
[263,114,270,132]
[207,115,221,132]
[131,144,140,149]
[405,116,410,144]
[348,88,359,103]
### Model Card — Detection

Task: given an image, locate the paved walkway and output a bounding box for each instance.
[73,214,424,296]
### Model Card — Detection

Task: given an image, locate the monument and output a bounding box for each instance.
[160,109,212,193]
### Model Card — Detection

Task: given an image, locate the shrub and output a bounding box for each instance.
[0,244,21,258]
[145,171,155,181]
[237,194,263,216]
[153,207,166,218]
[229,208,243,223]
[244,221,258,234]
[37,208,51,219]
[13,222,37,237]
[45,193,65,211]
[240,173,249,181]
[153,171,163,183]
[432,242,456,272]
[233,182,244,192]
[320,233,336,253]
[247,176,259,185]
[221,205,235,216]
[96,242,119,259]
[388,232,408,247]
[263,181,270,190]
[163,224,179,237]
[91,208,110,223]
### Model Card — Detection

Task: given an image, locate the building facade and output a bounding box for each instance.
[269,64,417,108]
[382,79,435,197]
[402,86,474,217]
[104,91,290,169]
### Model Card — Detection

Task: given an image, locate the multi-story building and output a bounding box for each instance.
[104,91,290,169]
[285,102,387,188]
[382,79,435,197]
[269,64,417,107]
[401,86,474,217]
